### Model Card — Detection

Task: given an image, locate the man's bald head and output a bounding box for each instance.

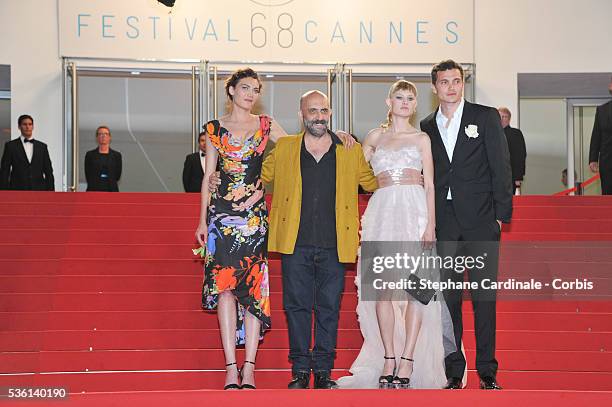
[300,90,329,110]
[299,90,331,138]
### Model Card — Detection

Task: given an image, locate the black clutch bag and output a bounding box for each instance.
[405,271,436,305]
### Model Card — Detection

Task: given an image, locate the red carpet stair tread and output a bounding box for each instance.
[5,389,612,407]
[1,192,611,397]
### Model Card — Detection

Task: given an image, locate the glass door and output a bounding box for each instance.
[568,99,606,195]
[519,98,567,195]
[62,61,477,191]
[64,61,202,192]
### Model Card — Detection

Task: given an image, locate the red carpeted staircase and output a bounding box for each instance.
[1,192,611,405]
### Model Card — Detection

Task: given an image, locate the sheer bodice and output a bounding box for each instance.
[370,145,422,175]
[370,143,423,188]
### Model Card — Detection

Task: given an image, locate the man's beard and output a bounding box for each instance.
[304,119,329,138]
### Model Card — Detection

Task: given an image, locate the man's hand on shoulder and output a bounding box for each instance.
[336,130,358,149]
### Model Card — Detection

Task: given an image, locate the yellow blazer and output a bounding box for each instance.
[261,133,378,263]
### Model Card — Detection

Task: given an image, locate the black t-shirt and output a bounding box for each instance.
[296,133,339,248]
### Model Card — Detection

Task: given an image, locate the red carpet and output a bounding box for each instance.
[1,192,611,404]
[3,389,612,407]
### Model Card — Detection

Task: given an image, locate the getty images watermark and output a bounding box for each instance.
[360,241,610,302]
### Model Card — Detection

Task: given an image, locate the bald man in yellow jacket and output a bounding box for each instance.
[261,124,377,264]
[262,90,377,389]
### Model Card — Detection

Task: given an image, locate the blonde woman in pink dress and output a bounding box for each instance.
[338,80,461,389]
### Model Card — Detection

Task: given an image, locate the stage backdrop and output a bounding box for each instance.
[58,0,474,63]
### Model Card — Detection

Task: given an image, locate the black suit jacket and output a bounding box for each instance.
[503,126,527,181]
[84,148,122,192]
[182,152,204,193]
[0,138,54,190]
[589,100,612,171]
[420,101,513,230]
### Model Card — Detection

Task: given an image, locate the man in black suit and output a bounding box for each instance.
[588,76,612,195]
[420,60,512,390]
[0,114,55,191]
[498,107,526,194]
[182,131,206,193]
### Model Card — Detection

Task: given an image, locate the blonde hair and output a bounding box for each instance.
[498,106,511,118]
[382,80,418,128]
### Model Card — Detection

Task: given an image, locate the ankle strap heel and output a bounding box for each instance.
[394,357,414,389]
[240,360,257,390]
[223,362,240,390]
[378,356,396,389]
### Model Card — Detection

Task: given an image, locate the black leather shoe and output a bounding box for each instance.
[288,371,310,389]
[443,377,463,389]
[313,371,338,389]
[479,376,502,390]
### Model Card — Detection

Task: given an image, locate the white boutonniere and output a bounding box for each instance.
[465,124,479,139]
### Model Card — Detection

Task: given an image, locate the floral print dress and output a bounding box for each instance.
[201,115,271,345]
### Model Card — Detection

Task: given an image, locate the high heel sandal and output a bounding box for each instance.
[393,357,414,389]
[239,360,256,390]
[378,356,396,389]
[223,362,240,390]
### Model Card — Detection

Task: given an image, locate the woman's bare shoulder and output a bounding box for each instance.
[364,127,386,146]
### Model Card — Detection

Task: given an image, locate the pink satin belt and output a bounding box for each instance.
[376,168,422,188]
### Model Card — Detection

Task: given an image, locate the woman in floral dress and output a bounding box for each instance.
[195,68,281,390]
[195,68,355,390]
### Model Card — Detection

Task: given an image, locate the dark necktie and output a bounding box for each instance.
[24,139,34,143]
[200,152,205,157]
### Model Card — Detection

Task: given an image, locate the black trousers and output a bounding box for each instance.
[437,201,501,379]
[281,245,346,374]
[601,169,612,195]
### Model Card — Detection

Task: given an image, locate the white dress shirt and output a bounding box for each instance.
[199,151,206,172]
[21,136,34,163]
[435,98,465,199]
